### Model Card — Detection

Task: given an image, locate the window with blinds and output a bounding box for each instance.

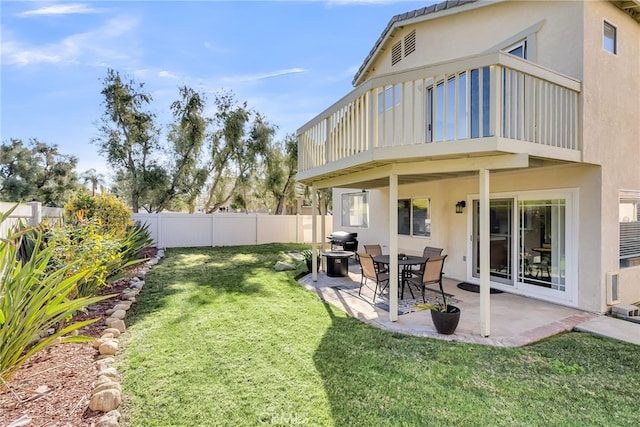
[619,190,640,268]
[342,191,369,228]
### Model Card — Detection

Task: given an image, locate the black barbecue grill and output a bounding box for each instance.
[327,231,358,252]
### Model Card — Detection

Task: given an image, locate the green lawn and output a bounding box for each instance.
[117,244,640,426]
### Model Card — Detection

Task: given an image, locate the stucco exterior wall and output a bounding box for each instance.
[329,0,639,313]
[334,163,607,312]
[332,188,390,252]
[582,1,640,307]
[368,0,584,83]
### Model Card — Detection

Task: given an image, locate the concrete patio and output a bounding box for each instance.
[299,257,604,347]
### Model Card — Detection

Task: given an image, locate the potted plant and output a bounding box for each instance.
[415,286,461,335]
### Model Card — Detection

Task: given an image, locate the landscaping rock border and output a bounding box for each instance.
[87,248,165,427]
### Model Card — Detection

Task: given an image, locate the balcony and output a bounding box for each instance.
[297,52,582,183]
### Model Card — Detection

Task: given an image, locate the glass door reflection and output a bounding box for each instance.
[472,199,513,285]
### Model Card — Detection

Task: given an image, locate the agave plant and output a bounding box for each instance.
[0,208,114,386]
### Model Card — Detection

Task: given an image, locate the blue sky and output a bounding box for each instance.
[1,0,432,179]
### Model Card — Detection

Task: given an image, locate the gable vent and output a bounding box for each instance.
[404,30,416,57]
[391,41,402,66]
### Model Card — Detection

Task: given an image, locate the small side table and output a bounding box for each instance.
[322,251,354,277]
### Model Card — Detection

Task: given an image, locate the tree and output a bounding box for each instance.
[0,138,80,206]
[234,113,275,214]
[202,92,272,213]
[301,184,332,216]
[155,86,210,213]
[94,71,292,214]
[93,69,160,213]
[79,168,106,196]
[264,134,298,215]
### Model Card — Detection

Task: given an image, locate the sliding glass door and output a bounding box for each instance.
[472,199,514,285]
[471,194,572,303]
[518,199,566,292]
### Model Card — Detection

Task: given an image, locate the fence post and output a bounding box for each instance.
[28,202,42,227]
[157,212,163,248]
[211,212,215,247]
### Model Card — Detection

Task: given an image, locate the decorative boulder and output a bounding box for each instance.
[274,261,296,271]
[89,389,122,412]
[98,340,118,356]
[96,410,121,427]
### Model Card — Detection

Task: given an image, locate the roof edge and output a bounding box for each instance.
[352,0,501,87]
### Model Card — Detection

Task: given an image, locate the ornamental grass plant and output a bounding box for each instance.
[0,209,114,385]
[0,200,152,387]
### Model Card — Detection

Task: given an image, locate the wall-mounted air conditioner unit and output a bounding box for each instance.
[606,271,621,305]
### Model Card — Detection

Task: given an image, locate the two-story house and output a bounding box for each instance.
[296,0,640,336]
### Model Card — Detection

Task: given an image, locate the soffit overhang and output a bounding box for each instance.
[297,151,580,191]
[611,1,640,23]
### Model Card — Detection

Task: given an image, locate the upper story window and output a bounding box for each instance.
[378,84,401,113]
[604,21,617,54]
[620,190,640,268]
[505,40,527,59]
[398,197,431,237]
[426,72,468,142]
[342,191,369,228]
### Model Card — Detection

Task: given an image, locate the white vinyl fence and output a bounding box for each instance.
[0,202,64,239]
[132,212,333,248]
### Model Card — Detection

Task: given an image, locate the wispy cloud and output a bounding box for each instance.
[220,68,306,84]
[1,16,138,66]
[158,70,179,79]
[18,3,103,17]
[203,41,226,53]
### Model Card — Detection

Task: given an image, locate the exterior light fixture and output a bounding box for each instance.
[455,200,466,214]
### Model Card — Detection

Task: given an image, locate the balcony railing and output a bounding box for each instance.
[298,52,581,174]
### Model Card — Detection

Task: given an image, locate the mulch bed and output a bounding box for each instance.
[0,247,156,426]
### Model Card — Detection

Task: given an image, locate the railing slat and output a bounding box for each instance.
[298,55,581,173]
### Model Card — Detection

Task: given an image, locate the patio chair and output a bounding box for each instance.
[364,244,388,273]
[363,244,383,256]
[423,246,444,258]
[357,252,390,302]
[404,254,448,303]
[411,246,444,277]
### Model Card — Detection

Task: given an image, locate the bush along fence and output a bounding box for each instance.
[87,248,165,426]
[132,212,333,248]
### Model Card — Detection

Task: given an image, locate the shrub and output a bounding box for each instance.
[0,213,113,385]
[46,218,124,298]
[64,193,95,218]
[65,193,131,237]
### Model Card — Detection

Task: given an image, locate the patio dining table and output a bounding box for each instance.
[373,254,427,299]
